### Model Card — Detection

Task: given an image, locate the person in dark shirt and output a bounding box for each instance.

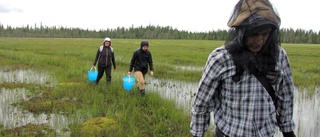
[93,37,116,84]
[128,40,154,96]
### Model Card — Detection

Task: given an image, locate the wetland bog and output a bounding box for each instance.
[0,38,319,136]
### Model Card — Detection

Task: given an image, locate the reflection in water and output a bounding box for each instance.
[292,88,320,137]
[0,69,56,87]
[173,65,204,72]
[147,77,197,112]
[0,88,72,135]
[146,77,320,137]
[0,69,71,136]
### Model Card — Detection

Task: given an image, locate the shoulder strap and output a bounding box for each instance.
[99,46,114,53]
[99,45,103,52]
[110,47,114,53]
[248,64,276,103]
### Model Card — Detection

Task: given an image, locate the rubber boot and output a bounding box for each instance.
[140,89,145,96]
[106,78,111,85]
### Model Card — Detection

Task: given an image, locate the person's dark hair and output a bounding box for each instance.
[140,41,149,47]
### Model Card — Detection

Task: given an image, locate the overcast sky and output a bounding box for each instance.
[0,0,319,32]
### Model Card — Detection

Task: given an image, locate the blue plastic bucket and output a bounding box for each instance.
[123,76,135,90]
[88,67,98,82]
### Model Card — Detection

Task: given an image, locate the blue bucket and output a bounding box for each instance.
[123,76,135,90]
[88,67,98,82]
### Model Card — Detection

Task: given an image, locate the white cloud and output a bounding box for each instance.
[0,1,23,13]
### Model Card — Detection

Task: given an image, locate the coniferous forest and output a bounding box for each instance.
[0,23,319,44]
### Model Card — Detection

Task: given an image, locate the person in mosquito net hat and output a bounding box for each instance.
[190,0,296,137]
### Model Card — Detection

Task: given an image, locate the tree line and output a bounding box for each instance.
[0,23,319,44]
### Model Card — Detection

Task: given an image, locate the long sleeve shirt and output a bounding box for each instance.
[93,46,116,69]
[129,49,153,74]
[190,46,295,137]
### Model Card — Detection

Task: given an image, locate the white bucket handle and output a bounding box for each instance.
[128,75,131,82]
[90,66,97,71]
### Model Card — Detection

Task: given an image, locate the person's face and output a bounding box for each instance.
[142,45,148,51]
[104,41,110,46]
[245,27,272,53]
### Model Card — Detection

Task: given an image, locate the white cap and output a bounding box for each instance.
[104,37,111,42]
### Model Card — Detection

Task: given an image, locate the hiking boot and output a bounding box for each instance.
[140,89,145,96]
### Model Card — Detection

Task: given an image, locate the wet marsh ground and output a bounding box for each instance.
[0,38,319,136]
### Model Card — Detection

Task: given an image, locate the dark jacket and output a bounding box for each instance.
[93,46,116,69]
[129,48,153,74]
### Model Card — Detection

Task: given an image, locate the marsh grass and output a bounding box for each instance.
[0,38,319,136]
[282,44,320,92]
[0,38,200,136]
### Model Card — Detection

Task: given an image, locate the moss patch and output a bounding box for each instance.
[80,117,117,136]
[0,123,57,137]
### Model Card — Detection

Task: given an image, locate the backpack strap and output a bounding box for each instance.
[110,47,114,53]
[99,45,103,52]
[248,64,276,104]
[248,64,282,122]
[99,46,113,53]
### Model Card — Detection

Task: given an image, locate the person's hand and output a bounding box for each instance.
[150,71,154,77]
[282,131,295,137]
[128,72,131,75]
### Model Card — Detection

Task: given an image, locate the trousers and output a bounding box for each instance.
[134,71,146,90]
[96,65,112,83]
